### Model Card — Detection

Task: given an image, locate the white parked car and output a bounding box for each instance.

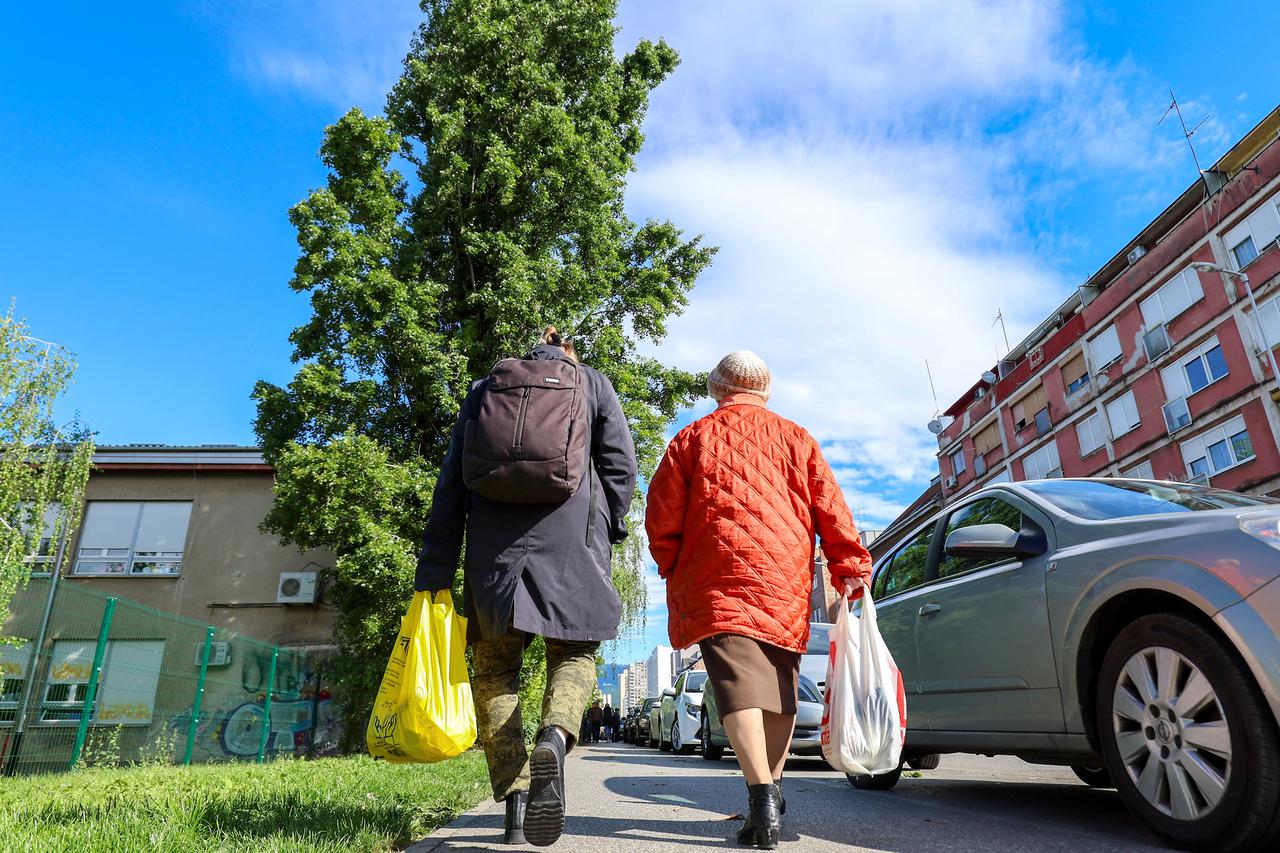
[656,669,707,754]
[800,623,835,694]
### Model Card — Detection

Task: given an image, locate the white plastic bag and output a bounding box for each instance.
[821,583,906,776]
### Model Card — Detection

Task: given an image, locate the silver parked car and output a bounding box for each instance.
[862,478,1280,852]
[701,673,826,760]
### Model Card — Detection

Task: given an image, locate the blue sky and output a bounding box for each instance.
[4,1,1279,666]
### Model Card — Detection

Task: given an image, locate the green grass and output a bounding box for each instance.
[0,751,490,853]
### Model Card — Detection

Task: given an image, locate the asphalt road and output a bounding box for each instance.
[413,741,1172,852]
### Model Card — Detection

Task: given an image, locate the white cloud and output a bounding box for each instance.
[616,0,1223,514]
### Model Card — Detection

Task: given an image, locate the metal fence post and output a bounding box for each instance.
[184,625,215,765]
[256,646,279,764]
[69,596,116,770]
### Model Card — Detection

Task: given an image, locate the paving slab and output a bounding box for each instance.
[410,741,1172,852]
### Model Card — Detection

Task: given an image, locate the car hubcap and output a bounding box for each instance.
[1112,646,1232,821]
[672,723,681,750]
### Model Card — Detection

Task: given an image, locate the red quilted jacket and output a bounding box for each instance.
[645,395,873,653]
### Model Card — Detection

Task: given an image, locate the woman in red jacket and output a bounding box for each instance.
[645,350,873,850]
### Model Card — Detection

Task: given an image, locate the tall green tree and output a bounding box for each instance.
[253,0,715,744]
[0,307,94,643]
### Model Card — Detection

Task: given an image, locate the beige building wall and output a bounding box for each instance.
[65,452,337,648]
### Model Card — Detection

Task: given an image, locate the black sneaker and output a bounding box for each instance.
[526,727,568,847]
[502,791,528,845]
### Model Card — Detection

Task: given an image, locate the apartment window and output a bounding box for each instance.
[949,449,966,477]
[1161,336,1229,404]
[0,642,31,723]
[1011,385,1048,433]
[1105,391,1141,439]
[1180,415,1255,481]
[1023,441,1062,480]
[974,453,988,476]
[1125,460,1155,480]
[40,639,165,725]
[1140,268,1203,328]
[1163,396,1192,433]
[972,421,1001,457]
[1252,294,1280,355]
[1034,407,1052,436]
[74,502,192,576]
[1088,325,1123,369]
[1224,198,1280,269]
[1076,413,1106,457]
[1061,351,1089,396]
[15,502,61,570]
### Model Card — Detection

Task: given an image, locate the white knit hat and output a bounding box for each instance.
[708,350,771,402]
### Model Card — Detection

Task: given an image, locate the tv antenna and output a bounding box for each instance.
[992,308,1011,353]
[1159,90,1210,176]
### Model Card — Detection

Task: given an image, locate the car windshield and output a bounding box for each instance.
[1022,479,1279,521]
[805,624,831,655]
[683,672,707,693]
[798,677,821,704]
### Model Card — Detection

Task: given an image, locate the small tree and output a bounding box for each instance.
[253,0,714,745]
[0,307,94,641]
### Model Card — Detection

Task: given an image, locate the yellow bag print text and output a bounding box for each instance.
[367,590,476,762]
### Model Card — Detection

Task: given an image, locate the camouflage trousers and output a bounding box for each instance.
[472,627,598,801]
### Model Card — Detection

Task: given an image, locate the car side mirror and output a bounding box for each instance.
[662,688,677,698]
[945,523,1044,559]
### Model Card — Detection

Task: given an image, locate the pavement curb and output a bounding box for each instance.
[405,794,504,852]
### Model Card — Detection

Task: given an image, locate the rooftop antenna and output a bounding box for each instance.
[925,358,940,415]
[992,308,1011,353]
[1159,90,1210,177]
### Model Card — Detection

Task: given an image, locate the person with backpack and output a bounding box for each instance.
[416,328,637,847]
[645,350,872,850]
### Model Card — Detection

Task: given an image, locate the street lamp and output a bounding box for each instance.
[1191,261,1280,386]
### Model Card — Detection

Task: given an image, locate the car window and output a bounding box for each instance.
[805,623,831,655]
[937,497,1024,579]
[873,524,935,599]
[1021,479,1278,520]
[798,678,821,704]
[684,672,707,693]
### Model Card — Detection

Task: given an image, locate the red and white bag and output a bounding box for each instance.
[821,583,907,775]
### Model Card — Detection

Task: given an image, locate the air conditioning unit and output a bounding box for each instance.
[194,641,231,668]
[944,476,958,489]
[1127,246,1148,265]
[277,571,318,605]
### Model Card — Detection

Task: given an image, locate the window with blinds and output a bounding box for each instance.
[1012,385,1049,431]
[1061,352,1089,395]
[973,421,1001,456]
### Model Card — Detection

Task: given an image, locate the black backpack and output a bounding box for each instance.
[461,356,590,503]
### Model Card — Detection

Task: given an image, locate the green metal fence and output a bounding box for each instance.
[0,576,336,775]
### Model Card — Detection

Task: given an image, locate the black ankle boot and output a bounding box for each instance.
[526,727,568,847]
[736,783,781,849]
[502,791,528,844]
[775,779,786,816]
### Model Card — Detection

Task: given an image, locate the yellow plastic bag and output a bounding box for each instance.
[367,590,476,763]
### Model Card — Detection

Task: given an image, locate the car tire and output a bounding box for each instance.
[1095,613,1280,852]
[701,715,724,761]
[847,764,903,790]
[1070,765,1113,789]
[672,720,694,755]
[907,753,941,771]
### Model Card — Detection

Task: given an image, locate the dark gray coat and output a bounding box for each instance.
[415,346,638,642]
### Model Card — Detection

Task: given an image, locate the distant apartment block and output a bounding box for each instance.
[926,107,1280,510]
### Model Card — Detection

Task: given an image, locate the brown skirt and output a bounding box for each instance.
[699,634,801,716]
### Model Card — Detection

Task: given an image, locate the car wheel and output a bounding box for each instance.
[907,753,941,771]
[1070,765,1113,789]
[672,720,694,755]
[847,763,903,790]
[1096,614,1280,852]
[701,715,724,761]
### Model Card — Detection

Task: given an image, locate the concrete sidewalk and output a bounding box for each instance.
[409,741,1169,852]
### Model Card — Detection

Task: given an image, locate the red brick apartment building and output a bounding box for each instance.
[920,106,1280,530]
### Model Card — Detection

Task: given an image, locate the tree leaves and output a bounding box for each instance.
[254,0,715,744]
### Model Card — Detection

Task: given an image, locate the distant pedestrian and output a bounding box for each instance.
[587,701,604,743]
[645,350,872,850]
[416,327,638,847]
[610,706,622,741]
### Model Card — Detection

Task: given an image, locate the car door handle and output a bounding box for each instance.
[918,603,943,617]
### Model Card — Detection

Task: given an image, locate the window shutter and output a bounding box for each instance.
[1061,352,1087,387]
[973,421,1001,456]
